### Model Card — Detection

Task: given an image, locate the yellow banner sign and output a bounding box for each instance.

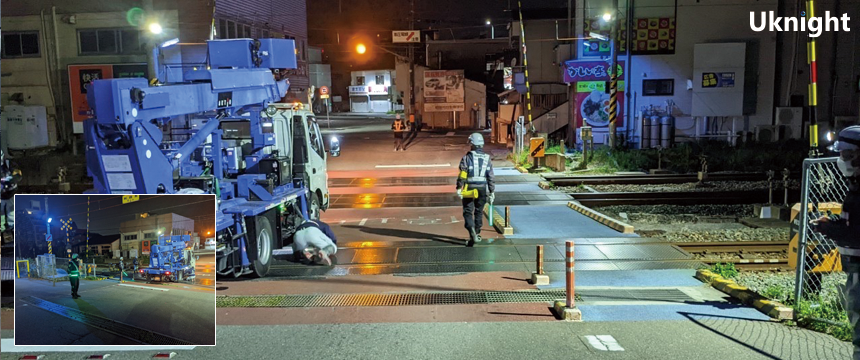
[123,195,140,204]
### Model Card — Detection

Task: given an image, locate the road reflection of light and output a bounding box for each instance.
[355,264,384,275]
[353,193,382,209]
[197,278,215,286]
[360,178,376,188]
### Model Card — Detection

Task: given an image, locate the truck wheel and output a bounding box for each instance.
[309,193,321,220]
[251,215,274,278]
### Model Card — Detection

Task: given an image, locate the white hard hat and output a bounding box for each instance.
[830,125,860,152]
[468,133,484,147]
[395,114,401,120]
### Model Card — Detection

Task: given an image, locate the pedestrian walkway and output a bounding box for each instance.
[14,277,215,345]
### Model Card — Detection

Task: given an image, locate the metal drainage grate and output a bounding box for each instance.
[21,296,195,345]
[217,290,576,308]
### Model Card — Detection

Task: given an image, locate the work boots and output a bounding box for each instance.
[466,228,477,247]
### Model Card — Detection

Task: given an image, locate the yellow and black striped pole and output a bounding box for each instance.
[805,0,819,157]
[517,1,534,132]
[608,0,620,148]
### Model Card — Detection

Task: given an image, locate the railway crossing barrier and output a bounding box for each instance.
[792,157,849,328]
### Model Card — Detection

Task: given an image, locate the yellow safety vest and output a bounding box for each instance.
[393,120,405,131]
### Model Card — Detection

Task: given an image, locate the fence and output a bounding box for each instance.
[793,157,850,328]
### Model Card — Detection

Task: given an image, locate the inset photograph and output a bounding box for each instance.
[13,194,215,345]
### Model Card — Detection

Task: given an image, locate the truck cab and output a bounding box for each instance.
[265,102,336,220]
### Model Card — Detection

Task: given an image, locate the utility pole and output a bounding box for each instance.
[608,0,620,149]
[409,0,417,124]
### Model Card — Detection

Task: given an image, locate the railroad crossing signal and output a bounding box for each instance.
[123,195,139,204]
[530,137,546,158]
[319,86,330,99]
[60,218,74,231]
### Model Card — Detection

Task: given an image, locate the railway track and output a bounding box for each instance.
[544,172,776,186]
[677,241,790,271]
[570,190,800,207]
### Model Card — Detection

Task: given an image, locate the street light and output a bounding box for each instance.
[602,13,612,21]
[486,19,495,39]
[47,218,52,223]
[356,43,367,54]
[148,23,163,34]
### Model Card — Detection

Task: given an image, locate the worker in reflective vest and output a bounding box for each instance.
[69,253,81,298]
[392,115,406,151]
[457,133,495,247]
[813,125,860,359]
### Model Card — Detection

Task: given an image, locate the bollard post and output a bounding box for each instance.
[505,206,510,227]
[489,204,494,227]
[530,244,549,285]
[566,240,575,308]
[537,245,544,275]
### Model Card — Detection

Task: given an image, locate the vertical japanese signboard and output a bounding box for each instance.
[562,60,626,128]
[423,70,464,112]
[68,64,148,133]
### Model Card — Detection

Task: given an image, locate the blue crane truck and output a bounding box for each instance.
[84,38,338,278]
[139,235,196,282]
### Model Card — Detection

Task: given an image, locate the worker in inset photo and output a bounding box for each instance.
[292,218,338,266]
[811,125,860,359]
[457,133,495,247]
[69,253,81,299]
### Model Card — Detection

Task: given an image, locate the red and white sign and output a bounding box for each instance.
[319,86,330,95]
[392,30,420,43]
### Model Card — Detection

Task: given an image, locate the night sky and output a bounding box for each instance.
[15,194,215,239]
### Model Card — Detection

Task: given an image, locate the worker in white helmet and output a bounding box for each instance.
[456,133,495,247]
[812,125,860,359]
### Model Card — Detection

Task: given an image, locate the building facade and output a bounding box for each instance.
[118,213,194,258]
[1,0,309,155]
[349,70,397,113]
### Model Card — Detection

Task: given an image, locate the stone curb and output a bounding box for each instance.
[483,203,514,235]
[538,181,553,190]
[515,165,529,173]
[695,269,793,320]
[566,201,635,234]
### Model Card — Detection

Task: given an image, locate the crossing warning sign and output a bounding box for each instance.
[530,137,546,158]
[46,233,52,242]
[123,195,139,204]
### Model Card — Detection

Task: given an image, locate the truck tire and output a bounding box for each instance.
[251,215,274,278]
[309,193,321,220]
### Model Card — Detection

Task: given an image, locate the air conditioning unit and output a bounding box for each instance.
[775,107,802,139]
[755,125,780,142]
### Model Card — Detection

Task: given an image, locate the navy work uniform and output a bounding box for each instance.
[814,125,860,359]
[69,254,81,298]
[392,115,406,151]
[457,133,495,247]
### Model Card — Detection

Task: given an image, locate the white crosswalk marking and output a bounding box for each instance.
[451,216,459,223]
[381,218,388,224]
[585,335,624,351]
[339,220,345,225]
[359,218,367,226]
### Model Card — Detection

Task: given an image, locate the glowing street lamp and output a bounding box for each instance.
[356,43,367,54]
[602,13,612,21]
[148,23,163,34]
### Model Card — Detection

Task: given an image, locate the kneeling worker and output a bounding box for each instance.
[293,219,338,266]
[457,133,495,247]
